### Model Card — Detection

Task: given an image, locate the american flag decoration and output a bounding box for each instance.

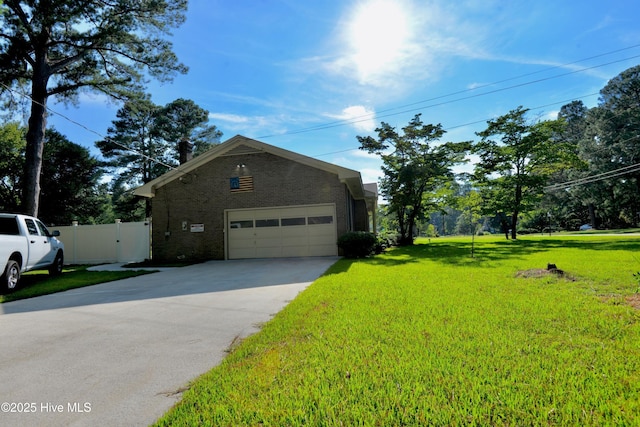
[230,176,253,193]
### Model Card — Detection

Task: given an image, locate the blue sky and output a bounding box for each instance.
[48,0,640,185]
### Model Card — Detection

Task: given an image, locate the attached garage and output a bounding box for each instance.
[133,135,377,262]
[226,204,337,259]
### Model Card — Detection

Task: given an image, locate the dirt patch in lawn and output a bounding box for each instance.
[625,294,640,310]
[515,268,575,281]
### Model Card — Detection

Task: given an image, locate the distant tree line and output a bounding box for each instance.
[366,64,640,243]
[542,65,640,230]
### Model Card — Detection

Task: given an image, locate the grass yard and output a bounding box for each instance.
[0,266,153,303]
[155,235,640,426]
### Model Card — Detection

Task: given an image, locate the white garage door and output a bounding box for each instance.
[227,204,337,259]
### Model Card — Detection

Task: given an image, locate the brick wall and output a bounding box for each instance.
[151,149,356,261]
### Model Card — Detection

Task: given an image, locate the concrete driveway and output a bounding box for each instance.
[0,257,337,427]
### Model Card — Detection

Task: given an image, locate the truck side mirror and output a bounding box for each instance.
[52,230,60,237]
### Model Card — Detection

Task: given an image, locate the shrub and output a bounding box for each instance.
[374,235,388,254]
[337,231,378,258]
[381,232,399,247]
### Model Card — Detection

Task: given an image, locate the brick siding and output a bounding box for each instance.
[151,149,363,262]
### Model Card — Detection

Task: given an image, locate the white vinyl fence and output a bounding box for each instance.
[54,220,150,265]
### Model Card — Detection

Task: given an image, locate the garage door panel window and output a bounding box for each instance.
[256,219,280,227]
[308,215,333,225]
[281,217,306,226]
[230,220,254,229]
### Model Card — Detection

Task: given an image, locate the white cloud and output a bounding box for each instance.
[207,111,292,138]
[325,105,376,132]
[351,149,379,159]
[209,112,250,123]
[467,82,488,90]
[358,167,383,185]
[543,110,559,121]
[321,0,480,91]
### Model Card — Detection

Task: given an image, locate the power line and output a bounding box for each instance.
[312,92,601,158]
[2,44,639,171]
[0,81,181,173]
[545,155,640,191]
[257,46,640,139]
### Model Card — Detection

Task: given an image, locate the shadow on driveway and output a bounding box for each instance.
[1,257,339,315]
[0,257,338,427]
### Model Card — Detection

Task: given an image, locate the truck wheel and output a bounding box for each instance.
[49,252,64,276]
[2,260,20,291]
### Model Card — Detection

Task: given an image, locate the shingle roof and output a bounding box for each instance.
[133,135,371,200]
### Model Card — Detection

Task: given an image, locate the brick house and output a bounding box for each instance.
[133,135,377,261]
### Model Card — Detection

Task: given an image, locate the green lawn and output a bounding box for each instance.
[155,235,640,426]
[0,266,153,303]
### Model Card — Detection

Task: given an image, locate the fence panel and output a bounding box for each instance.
[117,221,151,263]
[54,220,150,265]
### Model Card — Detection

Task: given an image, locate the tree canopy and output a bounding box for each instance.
[542,65,640,229]
[358,114,469,245]
[0,123,105,224]
[0,121,25,213]
[472,107,569,239]
[39,129,104,225]
[96,97,221,218]
[0,0,188,216]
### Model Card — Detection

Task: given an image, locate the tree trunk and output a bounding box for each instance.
[23,61,50,217]
[510,210,518,240]
[498,213,509,239]
[406,212,416,245]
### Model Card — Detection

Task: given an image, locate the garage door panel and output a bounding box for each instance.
[309,245,337,257]
[308,224,334,234]
[255,240,282,249]
[282,246,309,257]
[282,235,308,246]
[230,247,257,258]
[229,238,254,250]
[255,228,281,239]
[281,226,307,237]
[256,247,282,258]
[227,204,336,259]
[228,231,255,247]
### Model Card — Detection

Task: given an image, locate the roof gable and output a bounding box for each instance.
[133,135,366,199]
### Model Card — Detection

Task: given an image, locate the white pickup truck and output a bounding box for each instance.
[0,213,65,291]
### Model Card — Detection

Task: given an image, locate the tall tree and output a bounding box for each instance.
[96,97,166,217]
[39,129,104,225]
[591,65,640,226]
[546,66,640,229]
[97,97,169,186]
[472,106,568,239]
[0,0,188,216]
[96,97,220,218]
[543,100,593,230]
[0,121,25,212]
[358,114,469,245]
[156,98,222,156]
